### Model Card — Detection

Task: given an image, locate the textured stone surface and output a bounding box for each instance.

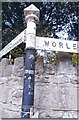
[2,109,21,118]
[0,76,23,118]
[35,57,44,75]
[0,77,8,103]
[38,110,77,118]
[34,83,77,110]
[13,57,24,77]
[0,56,78,119]
[5,65,14,76]
[0,63,2,77]
[1,58,10,66]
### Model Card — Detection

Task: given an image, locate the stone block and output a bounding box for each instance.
[0,77,7,85]
[1,58,9,66]
[7,76,23,89]
[2,109,20,118]
[56,60,77,75]
[14,57,24,67]
[3,103,21,112]
[0,107,3,118]
[44,64,56,75]
[49,75,69,84]
[11,89,23,106]
[13,57,24,77]
[77,87,79,110]
[2,66,6,77]
[0,83,8,103]
[38,110,77,118]
[62,111,77,118]
[0,58,10,77]
[35,57,44,75]
[38,110,63,118]
[35,74,50,83]
[0,62,2,77]
[34,83,77,111]
[6,77,23,105]
[5,65,14,76]
[0,62,7,77]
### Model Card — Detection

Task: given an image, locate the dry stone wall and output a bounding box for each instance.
[0,53,78,118]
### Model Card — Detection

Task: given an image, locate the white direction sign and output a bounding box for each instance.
[0,28,79,58]
[36,37,79,53]
[0,28,27,58]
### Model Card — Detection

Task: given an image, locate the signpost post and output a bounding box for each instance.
[21,4,40,118]
[0,4,79,119]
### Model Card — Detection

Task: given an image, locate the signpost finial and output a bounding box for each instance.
[24,4,40,23]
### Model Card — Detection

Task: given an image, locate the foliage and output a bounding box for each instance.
[71,53,78,65]
[48,53,57,64]
[2,28,20,48]
[2,2,78,59]
[2,28,25,59]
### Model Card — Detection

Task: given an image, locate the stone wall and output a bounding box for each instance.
[0,53,78,118]
[0,57,24,118]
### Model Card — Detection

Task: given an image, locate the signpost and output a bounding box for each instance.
[0,4,79,119]
[21,4,40,118]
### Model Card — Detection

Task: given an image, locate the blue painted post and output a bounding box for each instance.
[21,4,40,118]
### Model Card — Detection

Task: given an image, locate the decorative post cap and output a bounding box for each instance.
[24,4,40,23]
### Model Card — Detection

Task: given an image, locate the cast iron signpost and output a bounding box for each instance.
[21,4,40,118]
[0,4,79,118]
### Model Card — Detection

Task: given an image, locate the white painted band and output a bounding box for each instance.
[27,21,36,35]
[26,34,36,49]
[26,20,36,49]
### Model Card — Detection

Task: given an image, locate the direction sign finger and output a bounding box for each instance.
[36,37,79,53]
[0,28,27,58]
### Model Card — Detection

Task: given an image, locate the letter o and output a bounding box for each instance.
[52,42,56,47]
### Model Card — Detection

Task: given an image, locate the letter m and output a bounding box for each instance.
[44,41,49,46]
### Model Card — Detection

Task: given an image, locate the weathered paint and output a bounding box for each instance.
[26,21,36,49]
[21,4,40,118]
[21,49,36,118]
[36,37,79,53]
